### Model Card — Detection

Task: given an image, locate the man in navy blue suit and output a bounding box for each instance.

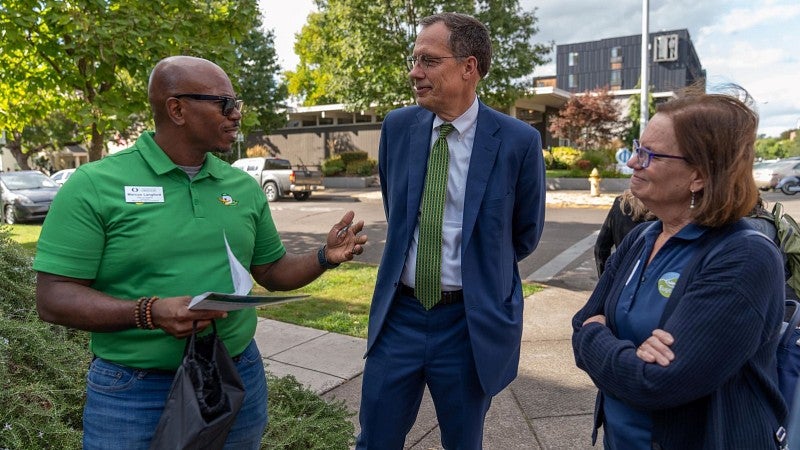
[356,12,546,449]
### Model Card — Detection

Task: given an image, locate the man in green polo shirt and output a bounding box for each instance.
[33,55,367,450]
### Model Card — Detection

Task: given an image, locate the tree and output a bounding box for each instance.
[623,83,657,146]
[237,21,288,134]
[285,0,551,113]
[548,88,622,150]
[756,134,800,160]
[0,0,261,163]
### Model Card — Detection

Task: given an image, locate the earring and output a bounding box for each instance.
[690,190,696,209]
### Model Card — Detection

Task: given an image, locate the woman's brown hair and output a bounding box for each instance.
[656,83,759,227]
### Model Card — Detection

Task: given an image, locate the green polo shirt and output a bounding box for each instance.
[34,131,286,369]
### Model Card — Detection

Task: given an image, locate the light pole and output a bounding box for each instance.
[640,0,650,137]
[236,132,244,160]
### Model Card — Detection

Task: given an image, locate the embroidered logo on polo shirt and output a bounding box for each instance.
[657,272,680,298]
[218,193,238,206]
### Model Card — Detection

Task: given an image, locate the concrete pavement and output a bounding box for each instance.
[253,189,614,449]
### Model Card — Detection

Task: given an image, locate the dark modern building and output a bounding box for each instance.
[556,29,705,94]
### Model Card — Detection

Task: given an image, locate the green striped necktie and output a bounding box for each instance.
[415,123,455,310]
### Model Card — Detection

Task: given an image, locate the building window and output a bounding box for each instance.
[610,69,622,87]
[568,52,579,67]
[568,74,578,89]
[610,46,623,65]
[654,34,679,62]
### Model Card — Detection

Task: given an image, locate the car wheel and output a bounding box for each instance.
[3,205,17,225]
[293,192,311,201]
[263,182,279,202]
[782,181,800,196]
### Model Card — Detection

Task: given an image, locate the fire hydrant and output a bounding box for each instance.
[589,168,601,197]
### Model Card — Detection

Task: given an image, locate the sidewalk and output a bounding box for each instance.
[254,189,612,449]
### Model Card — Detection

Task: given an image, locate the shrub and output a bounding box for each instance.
[322,157,346,177]
[338,151,368,165]
[0,226,88,449]
[575,159,592,171]
[345,159,377,176]
[579,149,614,170]
[263,374,355,449]
[551,146,582,168]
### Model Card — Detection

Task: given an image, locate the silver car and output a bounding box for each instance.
[753,160,800,191]
[0,170,60,224]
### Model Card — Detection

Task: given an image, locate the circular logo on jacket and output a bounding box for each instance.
[657,272,680,298]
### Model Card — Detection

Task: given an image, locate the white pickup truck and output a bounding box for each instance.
[232,157,324,202]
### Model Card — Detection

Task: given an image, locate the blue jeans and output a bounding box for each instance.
[83,339,267,450]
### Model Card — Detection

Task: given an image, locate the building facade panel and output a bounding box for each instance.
[556,29,704,94]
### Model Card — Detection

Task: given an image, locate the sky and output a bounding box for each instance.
[258,0,800,138]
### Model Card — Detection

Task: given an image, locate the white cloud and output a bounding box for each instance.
[699,4,800,36]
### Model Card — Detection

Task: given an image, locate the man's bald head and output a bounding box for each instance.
[148,56,230,125]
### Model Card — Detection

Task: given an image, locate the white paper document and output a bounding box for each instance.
[189,233,308,311]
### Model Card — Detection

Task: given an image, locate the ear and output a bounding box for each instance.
[165,98,186,126]
[462,56,478,80]
[689,170,704,193]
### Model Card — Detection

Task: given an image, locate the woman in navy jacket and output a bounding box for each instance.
[573,86,787,449]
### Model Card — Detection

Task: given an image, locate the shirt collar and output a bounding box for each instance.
[133,131,224,180]
[433,95,479,137]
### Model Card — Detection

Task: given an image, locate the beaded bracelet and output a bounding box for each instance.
[144,296,160,330]
[134,297,147,329]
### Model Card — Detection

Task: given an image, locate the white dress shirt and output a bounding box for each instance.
[401,96,479,291]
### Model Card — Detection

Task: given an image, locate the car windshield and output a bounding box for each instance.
[0,172,58,190]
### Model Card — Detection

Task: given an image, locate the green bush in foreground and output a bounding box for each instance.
[264,374,355,449]
[0,226,355,450]
[0,225,87,449]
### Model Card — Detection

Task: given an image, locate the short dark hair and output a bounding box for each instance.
[419,12,492,78]
[657,83,759,227]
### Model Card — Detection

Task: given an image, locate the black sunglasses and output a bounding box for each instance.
[173,94,244,117]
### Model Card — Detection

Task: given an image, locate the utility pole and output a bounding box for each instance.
[640,0,650,137]
[236,132,244,159]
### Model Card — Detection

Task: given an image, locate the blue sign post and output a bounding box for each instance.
[616,148,633,175]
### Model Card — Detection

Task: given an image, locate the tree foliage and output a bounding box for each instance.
[0,0,283,165]
[623,83,657,146]
[285,0,551,113]
[237,20,288,134]
[548,88,622,150]
[756,134,800,160]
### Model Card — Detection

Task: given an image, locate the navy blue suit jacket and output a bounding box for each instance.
[367,101,545,395]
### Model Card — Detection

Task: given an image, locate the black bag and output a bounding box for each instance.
[149,320,246,450]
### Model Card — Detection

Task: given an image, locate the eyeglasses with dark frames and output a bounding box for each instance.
[406,54,467,71]
[173,94,244,117]
[632,139,688,169]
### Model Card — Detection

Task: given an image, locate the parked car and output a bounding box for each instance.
[753,160,800,191]
[231,157,324,202]
[0,170,61,224]
[50,168,76,186]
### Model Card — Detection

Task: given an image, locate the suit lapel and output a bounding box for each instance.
[462,104,500,250]
[407,110,435,235]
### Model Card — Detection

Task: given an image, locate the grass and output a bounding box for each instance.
[1,223,42,254]
[7,224,542,339]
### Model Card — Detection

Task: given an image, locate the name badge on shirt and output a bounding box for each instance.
[124,186,165,203]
